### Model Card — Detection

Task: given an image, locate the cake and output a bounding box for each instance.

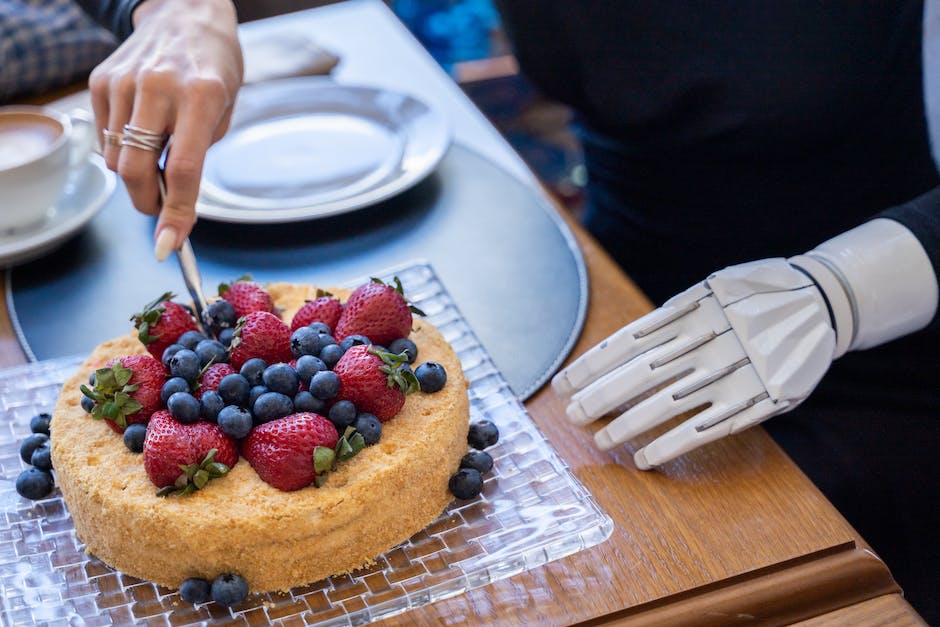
[49,279,472,595]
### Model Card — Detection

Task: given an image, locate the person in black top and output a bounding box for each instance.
[78,0,939,620]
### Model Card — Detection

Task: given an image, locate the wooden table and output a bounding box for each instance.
[0,1,926,624]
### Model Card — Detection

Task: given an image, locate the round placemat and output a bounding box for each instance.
[7,144,586,400]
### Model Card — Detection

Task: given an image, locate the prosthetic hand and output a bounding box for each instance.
[553,219,938,469]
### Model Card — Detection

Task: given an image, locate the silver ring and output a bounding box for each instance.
[121,123,169,153]
[102,128,124,147]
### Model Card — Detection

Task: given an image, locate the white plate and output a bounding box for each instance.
[0,154,115,267]
[196,78,451,223]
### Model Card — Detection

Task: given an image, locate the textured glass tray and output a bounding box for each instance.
[0,262,612,626]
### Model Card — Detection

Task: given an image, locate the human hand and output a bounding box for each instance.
[88,0,242,260]
[552,259,837,469]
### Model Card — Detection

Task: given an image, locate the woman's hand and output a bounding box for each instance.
[88,0,243,259]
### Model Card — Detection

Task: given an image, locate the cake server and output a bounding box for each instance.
[156,166,209,328]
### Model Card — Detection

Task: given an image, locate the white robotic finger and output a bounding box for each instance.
[633,393,777,470]
[595,360,766,452]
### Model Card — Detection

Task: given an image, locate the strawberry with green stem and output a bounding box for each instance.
[131,292,198,360]
[334,277,425,346]
[333,345,419,421]
[80,354,165,432]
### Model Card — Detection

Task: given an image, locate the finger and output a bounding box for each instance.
[118,100,172,219]
[552,283,717,397]
[632,393,778,470]
[103,75,137,170]
[154,88,225,258]
[594,358,764,451]
[566,336,692,426]
[87,68,110,154]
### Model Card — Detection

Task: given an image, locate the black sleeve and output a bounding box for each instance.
[74,0,146,40]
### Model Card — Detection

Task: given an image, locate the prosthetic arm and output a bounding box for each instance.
[552,218,938,469]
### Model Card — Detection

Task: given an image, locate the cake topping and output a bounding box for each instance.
[332,346,419,421]
[131,292,198,360]
[229,311,293,370]
[143,410,237,495]
[415,361,447,393]
[313,426,366,487]
[242,412,339,491]
[219,276,276,319]
[80,355,165,430]
[334,277,425,346]
[290,291,343,332]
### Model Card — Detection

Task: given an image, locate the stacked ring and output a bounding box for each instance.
[121,123,170,153]
[102,128,124,147]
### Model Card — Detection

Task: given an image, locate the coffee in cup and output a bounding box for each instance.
[0,106,95,233]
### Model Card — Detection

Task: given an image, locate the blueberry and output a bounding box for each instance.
[180,577,210,604]
[123,423,147,453]
[319,343,344,369]
[81,395,95,414]
[248,385,268,410]
[290,326,322,358]
[161,343,185,368]
[200,390,225,423]
[88,371,97,385]
[292,390,324,413]
[460,450,493,474]
[252,392,294,423]
[31,443,53,471]
[468,420,499,450]
[169,349,201,383]
[354,413,382,445]
[328,400,357,429]
[448,468,483,500]
[262,363,299,396]
[339,334,370,352]
[20,433,49,464]
[217,374,251,407]
[295,355,326,387]
[309,371,340,400]
[161,376,191,405]
[29,412,51,435]
[167,392,201,424]
[205,299,237,336]
[195,339,229,368]
[218,327,235,348]
[178,330,208,350]
[388,338,418,363]
[218,406,253,439]
[415,362,447,393]
[239,358,267,387]
[15,468,54,500]
[210,573,249,607]
[307,321,332,335]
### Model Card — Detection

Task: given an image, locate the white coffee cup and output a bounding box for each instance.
[0,105,96,233]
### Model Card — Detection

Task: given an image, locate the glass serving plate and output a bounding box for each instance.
[0,262,612,626]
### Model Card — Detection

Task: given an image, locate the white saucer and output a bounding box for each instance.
[0,154,115,267]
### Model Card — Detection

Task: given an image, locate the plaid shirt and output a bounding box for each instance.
[0,0,117,102]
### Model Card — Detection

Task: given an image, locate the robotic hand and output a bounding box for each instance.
[553,219,938,469]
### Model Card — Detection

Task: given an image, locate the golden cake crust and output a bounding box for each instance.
[50,284,470,592]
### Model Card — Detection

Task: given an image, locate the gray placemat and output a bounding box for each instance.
[7,143,586,400]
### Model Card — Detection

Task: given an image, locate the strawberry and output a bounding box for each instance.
[131,292,198,360]
[219,277,276,319]
[196,362,236,399]
[229,311,293,370]
[290,291,343,332]
[242,413,339,491]
[334,277,424,346]
[80,354,166,432]
[333,345,419,421]
[143,410,239,495]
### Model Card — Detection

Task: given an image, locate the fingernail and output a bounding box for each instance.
[154,227,178,262]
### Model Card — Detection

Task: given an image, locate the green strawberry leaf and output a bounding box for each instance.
[312,427,367,488]
[156,449,230,497]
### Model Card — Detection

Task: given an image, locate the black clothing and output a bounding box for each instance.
[496,1,940,620]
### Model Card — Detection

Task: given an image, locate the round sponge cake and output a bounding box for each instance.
[50,283,470,592]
